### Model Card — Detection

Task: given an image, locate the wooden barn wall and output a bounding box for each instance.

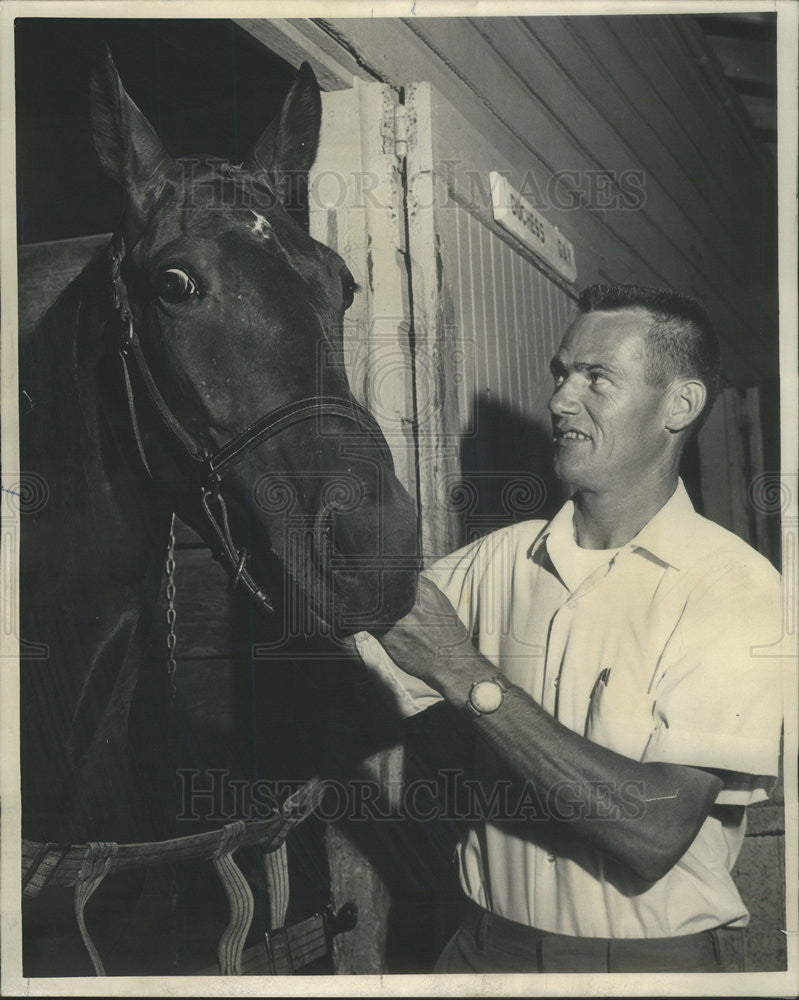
[275,15,777,387]
[17,235,110,335]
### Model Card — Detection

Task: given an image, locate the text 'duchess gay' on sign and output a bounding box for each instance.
[489,172,577,284]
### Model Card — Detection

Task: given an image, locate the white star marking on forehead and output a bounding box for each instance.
[250,211,273,239]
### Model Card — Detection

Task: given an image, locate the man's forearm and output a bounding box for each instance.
[395,642,721,882]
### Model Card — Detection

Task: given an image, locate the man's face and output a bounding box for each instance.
[549,309,671,495]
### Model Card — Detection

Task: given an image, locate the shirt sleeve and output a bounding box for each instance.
[353,536,490,718]
[641,555,783,805]
[353,630,443,718]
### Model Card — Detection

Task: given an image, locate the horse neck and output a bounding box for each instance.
[20,256,173,841]
[22,254,170,594]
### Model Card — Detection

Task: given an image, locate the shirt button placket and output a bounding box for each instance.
[543,598,573,711]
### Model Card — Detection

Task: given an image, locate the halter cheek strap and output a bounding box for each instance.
[108,234,390,615]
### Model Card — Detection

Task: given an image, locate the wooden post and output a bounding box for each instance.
[309,81,415,974]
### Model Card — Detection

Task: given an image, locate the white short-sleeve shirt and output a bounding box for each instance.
[356,480,783,938]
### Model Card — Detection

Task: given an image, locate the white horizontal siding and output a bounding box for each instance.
[439,200,572,435]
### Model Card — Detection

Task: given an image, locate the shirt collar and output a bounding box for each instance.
[530,478,700,573]
[626,479,700,570]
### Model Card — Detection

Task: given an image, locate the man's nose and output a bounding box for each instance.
[549,375,581,416]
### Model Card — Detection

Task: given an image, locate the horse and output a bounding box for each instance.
[18,48,419,973]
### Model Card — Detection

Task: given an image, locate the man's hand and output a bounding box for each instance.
[374,576,475,690]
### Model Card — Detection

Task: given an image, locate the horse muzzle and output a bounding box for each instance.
[241,473,418,635]
[313,473,420,632]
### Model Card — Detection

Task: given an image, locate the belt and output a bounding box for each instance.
[461,901,723,973]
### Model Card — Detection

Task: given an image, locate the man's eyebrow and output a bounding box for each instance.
[575,360,624,378]
[549,356,623,378]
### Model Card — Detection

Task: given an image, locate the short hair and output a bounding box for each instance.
[577,283,722,434]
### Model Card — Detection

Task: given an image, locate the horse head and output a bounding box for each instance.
[90,47,419,634]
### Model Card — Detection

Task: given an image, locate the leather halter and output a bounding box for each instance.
[108,234,390,615]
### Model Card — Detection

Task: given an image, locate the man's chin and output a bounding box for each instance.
[553,456,585,484]
[553,461,597,496]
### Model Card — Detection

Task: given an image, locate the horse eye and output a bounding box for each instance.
[341,273,359,311]
[157,267,198,303]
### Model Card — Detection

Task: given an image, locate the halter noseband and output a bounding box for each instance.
[108,234,391,616]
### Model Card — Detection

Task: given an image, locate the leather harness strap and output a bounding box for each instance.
[263,842,291,932]
[211,821,253,976]
[74,841,119,976]
[22,778,328,974]
[21,780,326,894]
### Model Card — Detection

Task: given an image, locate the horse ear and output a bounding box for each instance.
[90,44,171,204]
[244,62,322,202]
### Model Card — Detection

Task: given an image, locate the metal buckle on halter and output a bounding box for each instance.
[110,250,122,307]
[204,466,222,501]
[110,243,134,355]
[118,312,134,356]
[231,549,249,593]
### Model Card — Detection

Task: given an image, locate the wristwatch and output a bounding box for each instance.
[465,674,509,717]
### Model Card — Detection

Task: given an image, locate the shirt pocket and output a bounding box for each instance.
[584,668,656,761]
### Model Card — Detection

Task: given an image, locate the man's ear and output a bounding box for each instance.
[664,378,707,433]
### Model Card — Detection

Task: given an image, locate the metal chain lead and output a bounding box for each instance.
[165,512,180,966]
[165,512,178,700]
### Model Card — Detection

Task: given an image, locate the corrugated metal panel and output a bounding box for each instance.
[439,200,573,434]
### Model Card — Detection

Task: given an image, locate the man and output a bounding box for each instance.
[355,284,783,973]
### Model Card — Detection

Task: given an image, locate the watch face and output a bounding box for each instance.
[471,679,504,713]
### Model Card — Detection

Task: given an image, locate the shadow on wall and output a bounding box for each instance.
[680,432,704,515]
[455,393,565,543]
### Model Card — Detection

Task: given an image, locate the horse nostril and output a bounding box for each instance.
[318,500,370,562]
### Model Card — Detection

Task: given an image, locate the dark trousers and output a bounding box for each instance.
[435,901,726,974]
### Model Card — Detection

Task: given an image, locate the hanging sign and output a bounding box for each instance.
[489,172,577,283]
